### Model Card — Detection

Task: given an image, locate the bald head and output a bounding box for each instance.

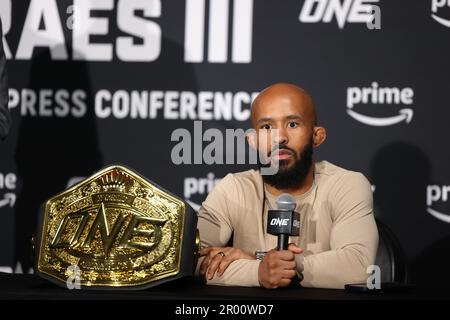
[248,83,327,191]
[251,83,317,128]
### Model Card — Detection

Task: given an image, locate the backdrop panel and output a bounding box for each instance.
[0,0,449,287]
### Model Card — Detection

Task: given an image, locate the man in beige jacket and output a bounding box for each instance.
[196,83,378,289]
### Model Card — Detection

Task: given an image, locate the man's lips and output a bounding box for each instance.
[270,149,294,160]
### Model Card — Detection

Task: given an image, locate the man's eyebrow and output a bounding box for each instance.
[256,117,272,125]
[256,114,304,125]
[285,114,304,120]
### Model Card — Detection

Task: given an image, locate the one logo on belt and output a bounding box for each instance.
[51,202,167,256]
[346,82,414,126]
[64,175,167,255]
[431,0,450,28]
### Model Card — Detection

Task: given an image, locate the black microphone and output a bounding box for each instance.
[267,193,300,250]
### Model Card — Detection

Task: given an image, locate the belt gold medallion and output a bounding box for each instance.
[34,165,200,289]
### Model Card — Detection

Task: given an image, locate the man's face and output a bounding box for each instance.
[252,94,315,172]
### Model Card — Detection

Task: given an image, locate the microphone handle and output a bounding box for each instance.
[277,234,289,251]
[277,234,302,287]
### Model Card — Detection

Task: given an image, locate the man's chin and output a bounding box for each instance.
[262,142,313,189]
[277,159,294,169]
[270,160,294,175]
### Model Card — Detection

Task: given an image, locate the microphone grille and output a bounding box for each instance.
[276,193,296,211]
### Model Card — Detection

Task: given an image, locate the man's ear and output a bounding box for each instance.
[246,130,257,150]
[313,127,327,147]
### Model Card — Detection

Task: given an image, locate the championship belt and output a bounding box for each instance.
[34,165,200,290]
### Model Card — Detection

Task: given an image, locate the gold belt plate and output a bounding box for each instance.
[35,165,187,288]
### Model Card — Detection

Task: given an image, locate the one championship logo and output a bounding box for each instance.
[270,218,290,227]
[269,218,300,228]
[35,166,187,288]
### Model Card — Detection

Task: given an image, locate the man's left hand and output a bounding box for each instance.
[199,247,255,280]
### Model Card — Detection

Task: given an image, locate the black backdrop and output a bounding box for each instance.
[0,0,449,288]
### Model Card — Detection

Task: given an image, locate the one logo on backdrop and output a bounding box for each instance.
[346,82,414,126]
[184,173,221,210]
[0,172,17,209]
[431,0,450,28]
[427,185,450,223]
[298,0,381,29]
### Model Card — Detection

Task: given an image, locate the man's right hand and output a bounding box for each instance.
[258,244,303,288]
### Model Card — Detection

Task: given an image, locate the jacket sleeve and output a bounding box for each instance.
[195,174,261,287]
[296,172,379,289]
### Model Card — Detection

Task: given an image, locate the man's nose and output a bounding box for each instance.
[273,127,288,145]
